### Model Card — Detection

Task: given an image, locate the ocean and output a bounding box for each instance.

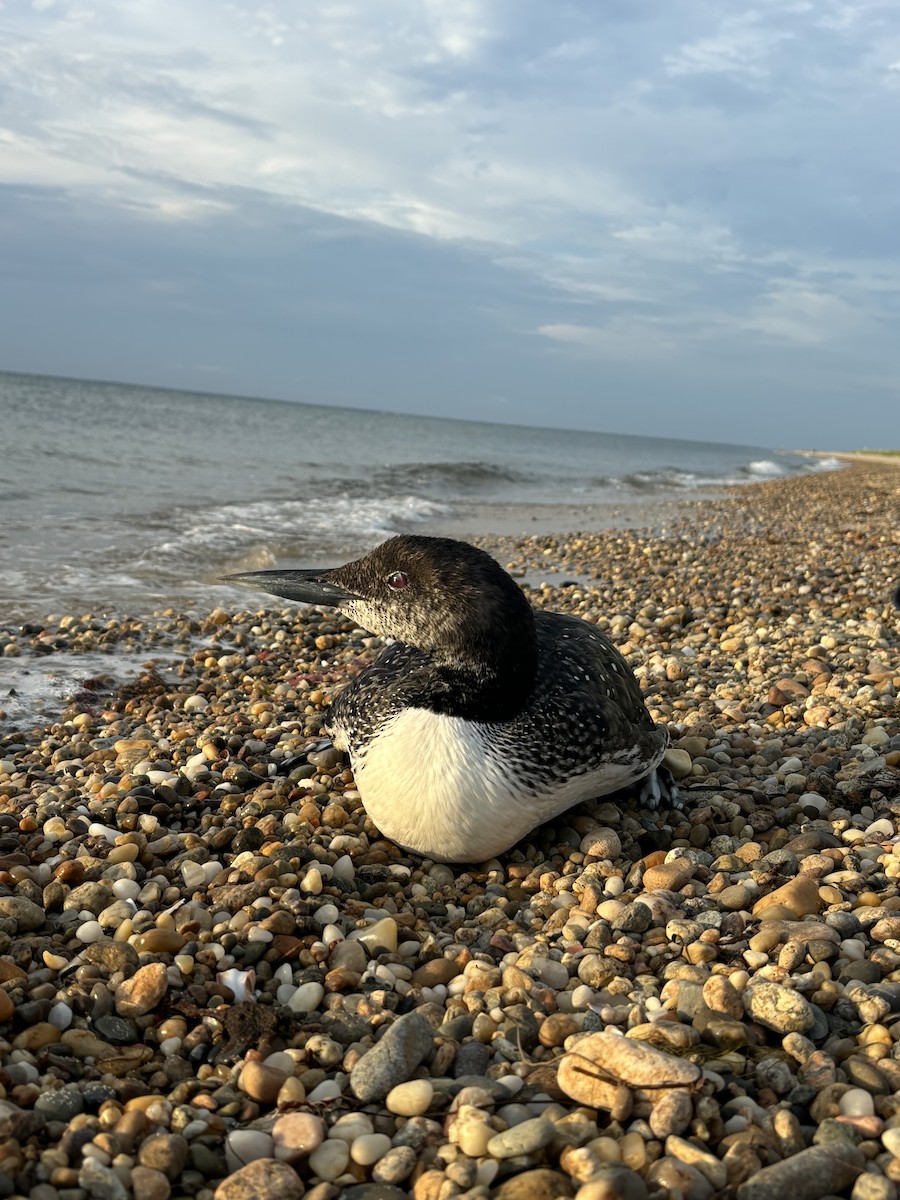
[1,371,841,624]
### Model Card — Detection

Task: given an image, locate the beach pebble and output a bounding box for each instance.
[272,1113,324,1162]
[581,828,621,859]
[308,1138,350,1182]
[213,1160,304,1200]
[225,1131,275,1172]
[735,1144,864,1199]
[350,1011,433,1102]
[139,1132,189,1180]
[286,981,324,1013]
[487,1117,556,1159]
[385,1078,434,1115]
[239,1060,288,1105]
[373,1145,418,1185]
[79,1157,129,1200]
[350,1132,392,1165]
[116,962,168,1016]
[743,982,814,1033]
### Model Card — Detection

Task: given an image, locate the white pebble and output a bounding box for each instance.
[332,855,355,882]
[112,879,141,901]
[287,981,325,1014]
[797,792,827,813]
[532,957,569,989]
[314,904,340,927]
[386,1079,434,1116]
[839,1088,875,1118]
[321,923,344,945]
[496,1075,524,1096]
[225,1130,273,1172]
[476,1160,500,1187]
[308,1139,349,1182]
[329,1113,374,1143]
[159,1037,183,1056]
[883,1127,900,1158]
[840,939,866,961]
[48,1003,73,1030]
[76,920,104,944]
[181,862,207,890]
[350,1133,392,1166]
[264,1051,295,1074]
[183,694,209,712]
[866,818,894,838]
[87,823,119,843]
[306,1079,341,1103]
[301,868,323,894]
[743,950,768,968]
[145,770,176,786]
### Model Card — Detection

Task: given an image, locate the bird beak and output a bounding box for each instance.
[222,568,359,607]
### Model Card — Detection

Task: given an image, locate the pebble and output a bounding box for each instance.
[115,962,168,1016]
[385,1078,434,1115]
[213,1159,304,1200]
[350,1133,392,1165]
[308,1138,350,1182]
[239,1060,288,1105]
[487,1117,556,1158]
[743,981,815,1033]
[736,1144,864,1199]
[271,1113,324,1162]
[350,1011,434,1102]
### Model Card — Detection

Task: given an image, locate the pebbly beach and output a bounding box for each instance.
[0,458,899,1200]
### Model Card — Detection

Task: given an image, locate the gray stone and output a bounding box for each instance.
[486,1117,555,1159]
[350,1011,433,1103]
[35,1086,84,1121]
[78,1156,129,1200]
[0,896,45,931]
[736,1144,864,1200]
[611,902,653,933]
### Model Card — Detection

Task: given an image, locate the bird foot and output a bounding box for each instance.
[637,766,683,812]
[306,737,335,756]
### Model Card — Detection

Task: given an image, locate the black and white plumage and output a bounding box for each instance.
[225,535,674,862]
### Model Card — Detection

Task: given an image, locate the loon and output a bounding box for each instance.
[225,535,675,863]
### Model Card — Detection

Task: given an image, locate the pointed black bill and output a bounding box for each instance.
[222,568,358,606]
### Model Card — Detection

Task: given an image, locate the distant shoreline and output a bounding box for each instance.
[794,448,900,467]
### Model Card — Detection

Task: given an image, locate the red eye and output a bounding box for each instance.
[387,571,408,590]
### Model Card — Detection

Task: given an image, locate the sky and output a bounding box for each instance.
[1,0,899,446]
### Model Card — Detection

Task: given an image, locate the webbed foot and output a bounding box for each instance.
[637,766,683,811]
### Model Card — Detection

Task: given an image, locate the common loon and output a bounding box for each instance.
[226,535,675,862]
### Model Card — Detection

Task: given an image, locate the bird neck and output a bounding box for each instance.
[422,613,539,722]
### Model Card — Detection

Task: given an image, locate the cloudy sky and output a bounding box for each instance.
[1,0,898,445]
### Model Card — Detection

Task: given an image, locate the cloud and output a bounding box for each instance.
[0,0,899,442]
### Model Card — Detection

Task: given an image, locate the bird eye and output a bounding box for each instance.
[387,571,409,590]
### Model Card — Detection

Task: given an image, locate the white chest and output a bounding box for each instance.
[337,707,653,862]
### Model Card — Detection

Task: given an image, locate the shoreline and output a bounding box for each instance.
[0,458,899,1199]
